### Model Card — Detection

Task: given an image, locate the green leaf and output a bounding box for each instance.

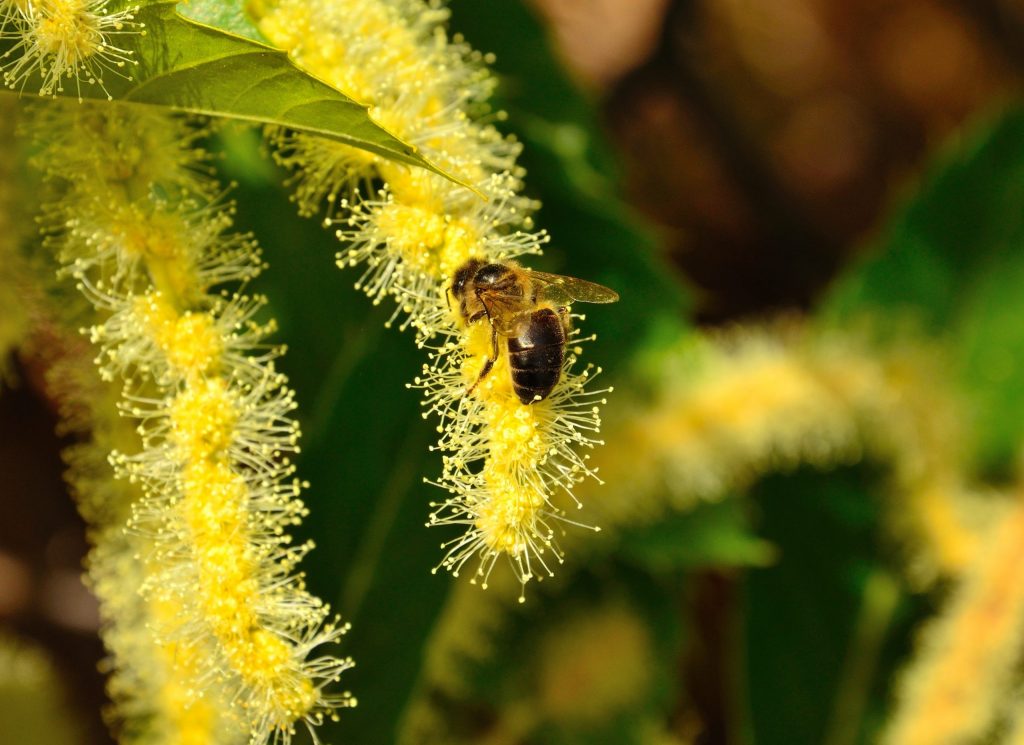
[743,467,907,745]
[619,500,778,572]
[176,0,265,42]
[2,2,453,178]
[824,106,1024,331]
[822,106,1024,472]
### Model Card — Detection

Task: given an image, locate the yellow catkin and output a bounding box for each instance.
[562,330,981,578]
[8,98,229,743]
[882,499,1024,745]
[122,240,350,744]
[34,102,351,745]
[41,330,240,745]
[256,0,608,594]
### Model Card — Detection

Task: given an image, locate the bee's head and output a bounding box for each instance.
[450,258,485,300]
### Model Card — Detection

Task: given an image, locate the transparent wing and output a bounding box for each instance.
[477,290,534,336]
[528,270,620,305]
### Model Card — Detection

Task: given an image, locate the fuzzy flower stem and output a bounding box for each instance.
[568,329,980,580]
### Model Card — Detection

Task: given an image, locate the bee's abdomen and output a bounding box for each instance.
[507,308,566,404]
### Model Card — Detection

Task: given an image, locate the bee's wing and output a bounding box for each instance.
[528,270,620,305]
[476,289,534,336]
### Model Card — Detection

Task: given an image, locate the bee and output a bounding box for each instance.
[449,258,619,404]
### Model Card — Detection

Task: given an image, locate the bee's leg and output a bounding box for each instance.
[556,305,572,333]
[466,324,499,396]
[475,288,494,324]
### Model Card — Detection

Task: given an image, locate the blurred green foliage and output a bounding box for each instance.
[825,106,1024,476]
[0,636,81,745]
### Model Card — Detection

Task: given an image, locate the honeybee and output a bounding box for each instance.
[449,258,619,404]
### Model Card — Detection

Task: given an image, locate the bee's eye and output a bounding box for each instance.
[452,258,485,296]
[475,264,506,286]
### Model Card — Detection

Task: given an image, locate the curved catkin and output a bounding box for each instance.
[257,0,535,336]
[882,499,1024,745]
[5,99,226,743]
[560,329,982,579]
[32,102,352,745]
[255,0,612,594]
[400,327,993,743]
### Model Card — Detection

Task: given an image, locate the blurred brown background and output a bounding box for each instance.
[532,0,1020,320]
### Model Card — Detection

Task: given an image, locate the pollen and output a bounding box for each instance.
[461,322,499,372]
[475,486,540,555]
[35,2,98,57]
[247,631,320,716]
[134,294,223,376]
[377,165,448,212]
[164,314,223,374]
[169,377,238,461]
[484,400,545,468]
[375,201,448,271]
[180,462,248,540]
[157,644,219,745]
[440,218,482,274]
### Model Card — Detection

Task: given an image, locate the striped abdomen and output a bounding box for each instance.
[507,308,566,404]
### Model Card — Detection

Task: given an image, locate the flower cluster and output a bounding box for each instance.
[0,0,140,100]
[49,336,242,745]
[33,101,352,745]
[256,0,611,596]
